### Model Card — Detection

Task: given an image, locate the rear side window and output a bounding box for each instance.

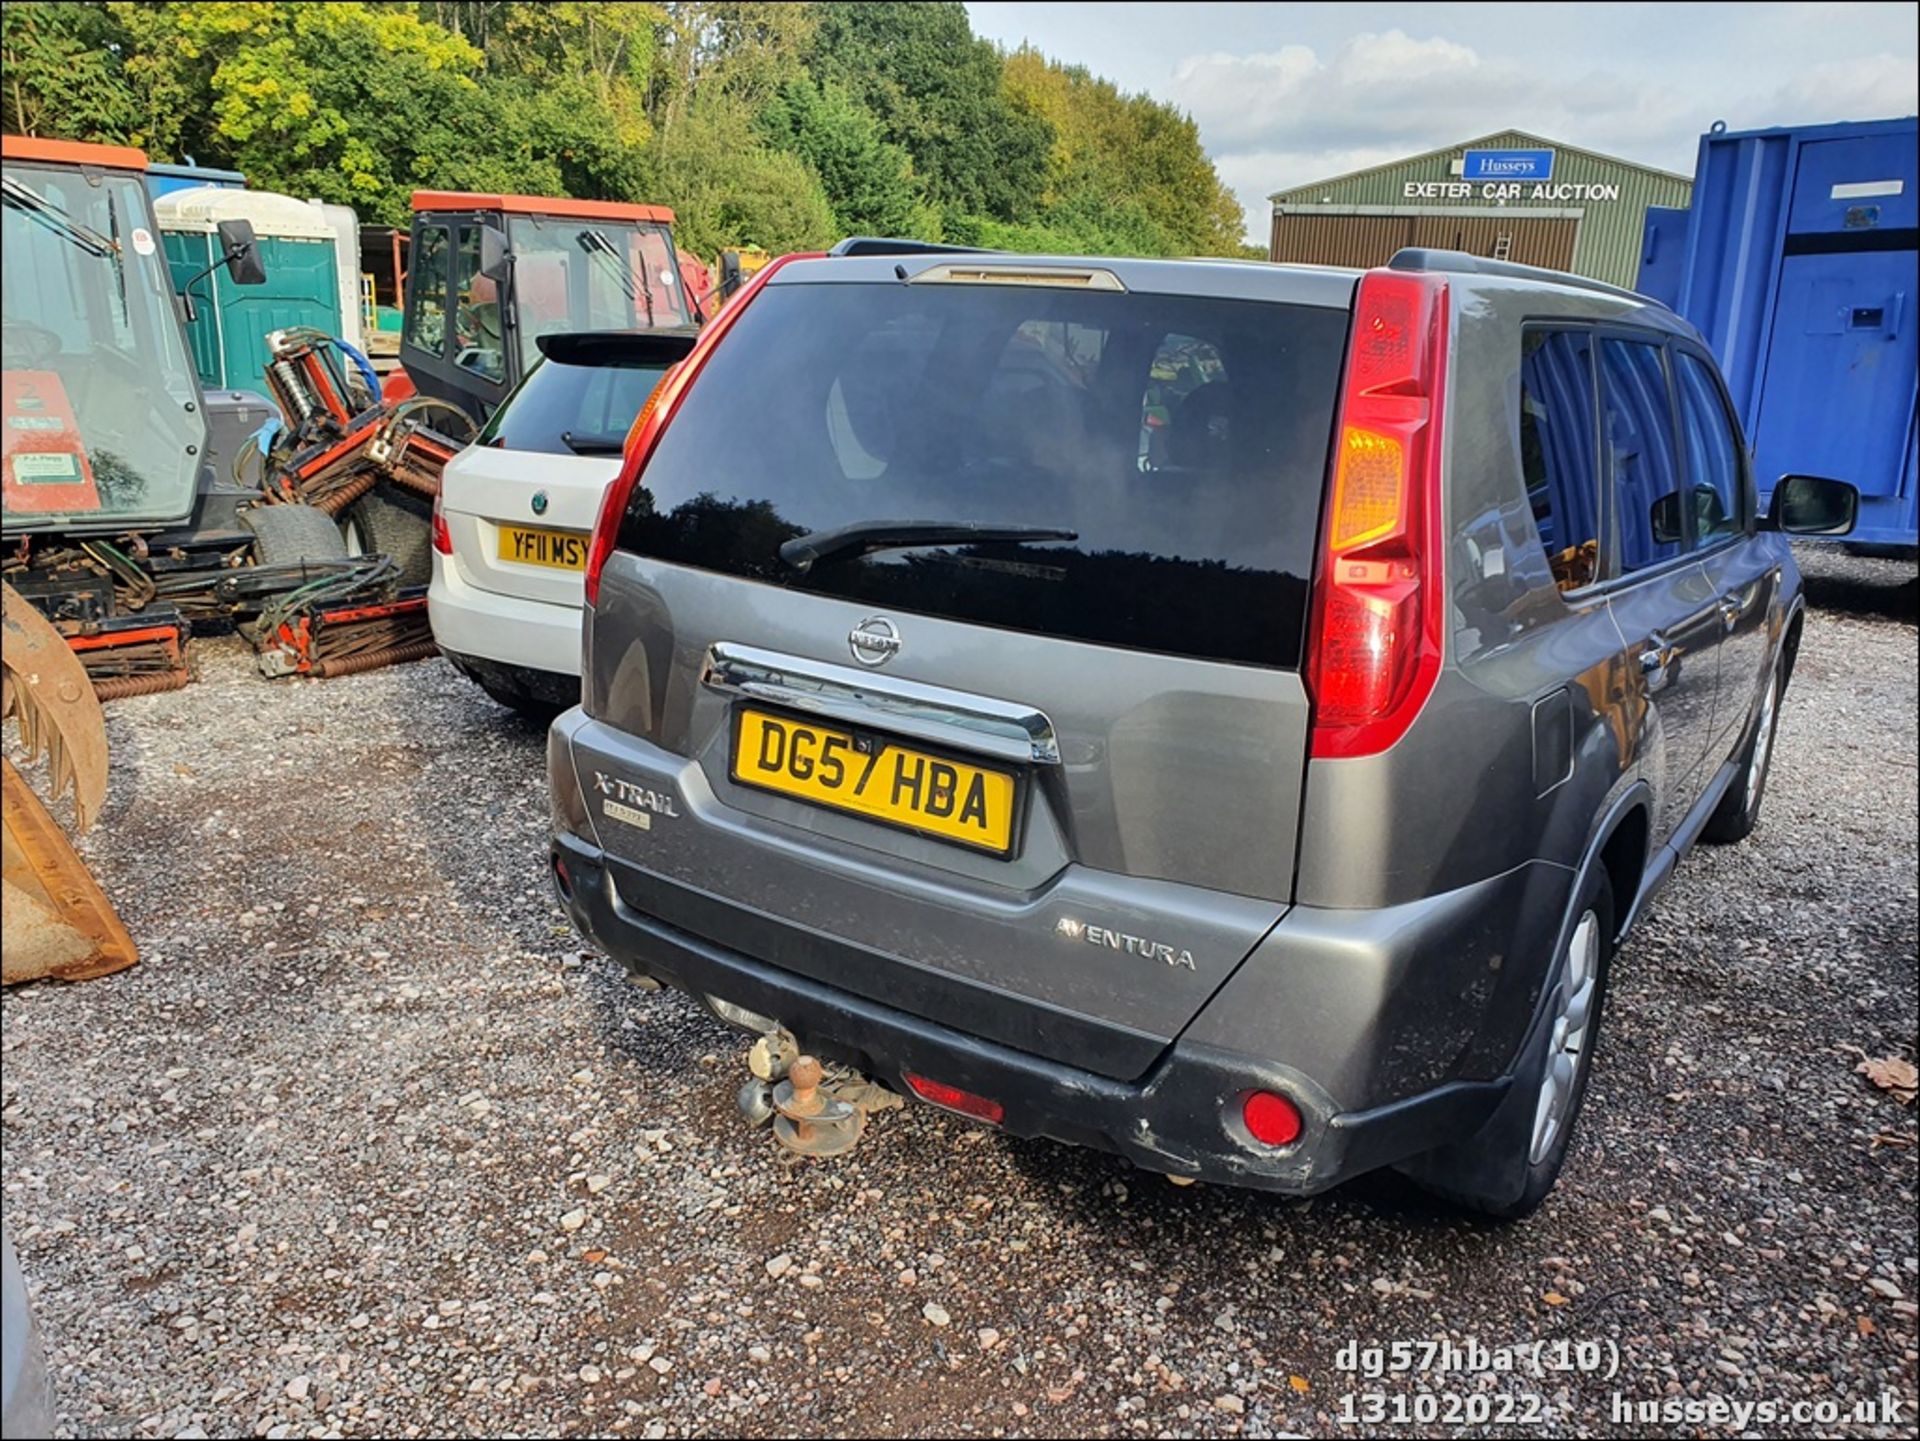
[1518,330,1600,592]
[1599,337,1685,573]
[1672,350,1745,548]
[476,356,672,457]
[619,282,1348,668]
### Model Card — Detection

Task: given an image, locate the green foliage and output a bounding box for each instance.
[807,2,1050,226]
[653,90,836,255]
[3,1,1246,258]
[756,79,922,237]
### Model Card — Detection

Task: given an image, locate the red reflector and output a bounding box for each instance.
[904,1072,1004,1125]
[431,493,452,556]
[1242,1090,1302,1147]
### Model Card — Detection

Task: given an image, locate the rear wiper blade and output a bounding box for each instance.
[559,431,624,455]
[778,520,1077,574]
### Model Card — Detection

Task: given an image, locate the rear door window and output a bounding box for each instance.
[1672,349,1746,548]
[1599,336,1686,574]
[477,355,675,457]
[619,282,1348,668]
[1518,329,1601,592]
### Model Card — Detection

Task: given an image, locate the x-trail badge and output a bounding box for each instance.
[848,616,901,667]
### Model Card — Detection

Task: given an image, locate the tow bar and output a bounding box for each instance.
[736,1025,901,1159]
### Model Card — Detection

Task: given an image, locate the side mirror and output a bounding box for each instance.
[479,226,511,283]
[1765,475,1858,535]
[217,219,266,285]
[1649,492,1685,546]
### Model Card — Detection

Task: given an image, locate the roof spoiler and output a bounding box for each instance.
[1387,247,1656,306]
[534,330,700,366]
[828,237,1000,258]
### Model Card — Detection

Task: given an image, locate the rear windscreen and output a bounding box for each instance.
[476,354,672,458]
[618,280,1347,667]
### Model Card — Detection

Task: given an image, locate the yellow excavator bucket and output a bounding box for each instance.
[2,583,136,983]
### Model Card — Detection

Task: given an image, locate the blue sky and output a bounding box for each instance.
[965,2,1920,241]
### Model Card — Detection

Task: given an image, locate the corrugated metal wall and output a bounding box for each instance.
[1268,130,1692,287]
[1270,213,1577,272]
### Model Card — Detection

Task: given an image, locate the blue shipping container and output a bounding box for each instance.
[1638,117,1918,551]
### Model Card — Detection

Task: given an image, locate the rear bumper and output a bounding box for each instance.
[428,551,583,677]
[549,826,1514,1195]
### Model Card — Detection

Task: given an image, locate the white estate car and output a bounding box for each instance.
[429,329,696,715]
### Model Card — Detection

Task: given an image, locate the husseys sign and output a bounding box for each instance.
[1402,147,1623,203]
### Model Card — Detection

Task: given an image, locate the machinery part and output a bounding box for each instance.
[770,1055,867,1158]
[67,617,191,700]
[737,1078,777,1129]
[2,584,108,828]
[343,492,433,586]
[315,470,379,519]
[748,1027,800,1082]
[241,503,351,566]
[253,582,435,681]
[3,760,138,984]
[309,637,438,678]
[91,670,192,701]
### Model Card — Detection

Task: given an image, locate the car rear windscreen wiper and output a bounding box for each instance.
[559,431,625,456]
[778,520,1078,574]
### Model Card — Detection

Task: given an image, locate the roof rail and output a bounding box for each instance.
[828,236,998,258]
[1387,247,1653,305]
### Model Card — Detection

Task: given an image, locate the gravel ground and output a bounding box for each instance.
[3,549,1915,1440]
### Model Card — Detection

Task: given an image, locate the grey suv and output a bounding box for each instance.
[548,243,1856,1217]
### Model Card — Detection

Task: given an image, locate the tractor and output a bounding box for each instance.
[2,136,456,690]
[381,191,697,428]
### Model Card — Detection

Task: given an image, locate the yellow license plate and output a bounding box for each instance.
[732,708,1018,855]
[498,524,588,570]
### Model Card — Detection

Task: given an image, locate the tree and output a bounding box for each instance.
[807,2,1050,225]
[0,3,138,142]
[756,79,924,237]
[651,90,836,255]
[1002,46,1244,256]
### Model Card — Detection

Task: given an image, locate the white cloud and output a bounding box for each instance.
[1174,26,1919,242]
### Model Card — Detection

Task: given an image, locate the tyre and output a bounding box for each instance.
[1398,870,1616,1220]
[343,491,433,586]
[240,503,349,566]
[1701,661,1780,845]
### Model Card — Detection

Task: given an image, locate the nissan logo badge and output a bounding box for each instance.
[848,616,902,667]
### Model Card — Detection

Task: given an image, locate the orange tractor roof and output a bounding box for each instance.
[411,191,675,226]
[2,135,149,172]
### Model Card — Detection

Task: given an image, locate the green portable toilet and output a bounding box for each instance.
[155,187,347,396]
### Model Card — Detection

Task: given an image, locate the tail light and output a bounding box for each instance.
[583,251,826,606]
[1305,269,1450,760]
[431,491,452,556]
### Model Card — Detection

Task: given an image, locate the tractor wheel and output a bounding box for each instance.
[240,504,349,567]
[343,491,433,586]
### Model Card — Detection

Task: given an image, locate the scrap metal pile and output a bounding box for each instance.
[5,329,468,694]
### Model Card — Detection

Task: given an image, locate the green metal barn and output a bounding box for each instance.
[1268,129,1692,289]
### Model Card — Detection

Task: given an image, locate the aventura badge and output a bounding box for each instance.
[1055,916,1196,971]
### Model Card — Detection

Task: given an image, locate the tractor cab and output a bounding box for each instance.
[1,137,260,536]
[392,192,691,427]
